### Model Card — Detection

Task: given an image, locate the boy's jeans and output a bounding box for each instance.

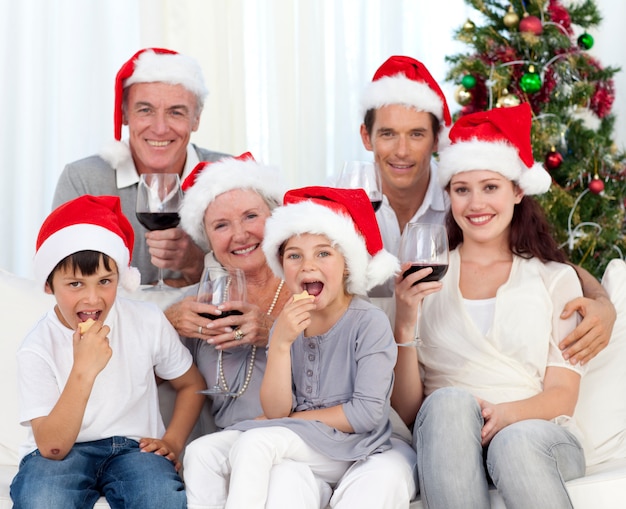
[10,436,186,509]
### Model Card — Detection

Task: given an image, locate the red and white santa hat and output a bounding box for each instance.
[179,152,287,250]
[262,186,399,296]
[34,195,141,292]
[113,47,208,141]
[437,103,552,195]
[360,55,452,129]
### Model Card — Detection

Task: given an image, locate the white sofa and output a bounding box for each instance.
[2,262,626,508]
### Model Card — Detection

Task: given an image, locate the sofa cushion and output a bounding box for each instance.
[0,270,54,466]
[573,259,626,466]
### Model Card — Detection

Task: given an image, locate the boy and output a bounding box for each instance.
[10,195,206,509]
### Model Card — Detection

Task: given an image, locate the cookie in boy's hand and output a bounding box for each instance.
[78,318,96,334]
[293,290,313,301]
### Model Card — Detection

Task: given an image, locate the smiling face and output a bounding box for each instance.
[46,255,119,330]
[361,104,438,198]
[449,170,523,246]
[124,81,201,175]
[281,233,349,312]
[203,188,272,274]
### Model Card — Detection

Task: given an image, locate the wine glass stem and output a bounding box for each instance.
[156,267,165,290]
[414,301,422,342]
[215,349,223,389]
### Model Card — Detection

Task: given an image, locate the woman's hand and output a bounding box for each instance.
[394,262,443,341]
[477,398,509,446]
[207,300,275,350]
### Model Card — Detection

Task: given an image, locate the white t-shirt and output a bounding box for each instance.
[16,297,192,459]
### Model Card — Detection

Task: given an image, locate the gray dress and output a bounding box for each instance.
[230,297,397,462]
[53,144,229,284]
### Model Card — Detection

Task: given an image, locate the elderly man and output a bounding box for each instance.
[53,48,228,287]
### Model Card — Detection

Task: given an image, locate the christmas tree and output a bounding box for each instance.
[446,0,626,279]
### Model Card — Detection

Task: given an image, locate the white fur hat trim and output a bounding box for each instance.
[262,201,399,296]
[438,140,551,195]
[180,158,287,250]
[125,50,208,101]
[360,74,445,122]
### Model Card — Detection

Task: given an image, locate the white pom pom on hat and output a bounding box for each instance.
[437,103,552,195]
[34,195,141,292]
[262,186,399,296]
[179,152,288,251]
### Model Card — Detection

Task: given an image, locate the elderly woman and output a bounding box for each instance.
[166,153,290,422]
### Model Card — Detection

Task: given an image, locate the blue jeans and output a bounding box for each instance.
[10,436,186,509]
[413,387,585,509]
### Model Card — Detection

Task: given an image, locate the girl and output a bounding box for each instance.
[183,186,399,509]
[393,103,587,509]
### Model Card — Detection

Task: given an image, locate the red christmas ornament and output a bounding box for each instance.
[519,14,543,35]
[545,150,563,170]
[589,178,604,195]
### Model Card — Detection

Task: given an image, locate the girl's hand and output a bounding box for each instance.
[271,295,316,347]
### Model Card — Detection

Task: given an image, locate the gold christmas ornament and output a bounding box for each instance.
[503,5,520,28]
[463,19,476,32]
[454,85,472,106]
[496,89,521,108]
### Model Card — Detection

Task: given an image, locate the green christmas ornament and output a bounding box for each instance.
[577,33,594,50]
[461,74,477,89]
[520,66,542,94]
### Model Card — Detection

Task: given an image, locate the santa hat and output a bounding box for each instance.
[114,47,208,141]
[34,195,141,292]
[360,55,452,128]
[437,103,552,195]
[179,153,287,250]
[262,186,399,296]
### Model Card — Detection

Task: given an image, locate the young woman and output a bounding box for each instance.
[393,103,587,509]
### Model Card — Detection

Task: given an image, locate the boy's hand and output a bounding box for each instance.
[73,321,112,379]
[139,437,181,471]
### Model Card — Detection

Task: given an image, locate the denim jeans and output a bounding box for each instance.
[10,436,186,509]
[413,387,585,509]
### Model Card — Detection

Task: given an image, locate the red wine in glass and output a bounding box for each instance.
[402,263,449,284]
[371,198,382,212]
[135,173,183,290]
[199,310,244,321]
[136,212,180,231]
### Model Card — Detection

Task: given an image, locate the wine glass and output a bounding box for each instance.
[336,161,383,212]
[398,222,449,344]
[135,173,183,291]
[196,266,247,396]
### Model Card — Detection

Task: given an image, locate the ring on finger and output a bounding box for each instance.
[233,329,245,341]
[198,325,203,335]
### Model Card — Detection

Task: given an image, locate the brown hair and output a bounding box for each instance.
[363,108,441,138]
[46,251,116,291]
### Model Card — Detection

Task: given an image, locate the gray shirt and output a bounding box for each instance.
[231,297,397,462]
[53,144,229,284]
[183,337,266,430]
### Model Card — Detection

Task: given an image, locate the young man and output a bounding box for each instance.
[53,48,229,287]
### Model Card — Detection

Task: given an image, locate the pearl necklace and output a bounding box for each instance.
[218,279,284,398]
